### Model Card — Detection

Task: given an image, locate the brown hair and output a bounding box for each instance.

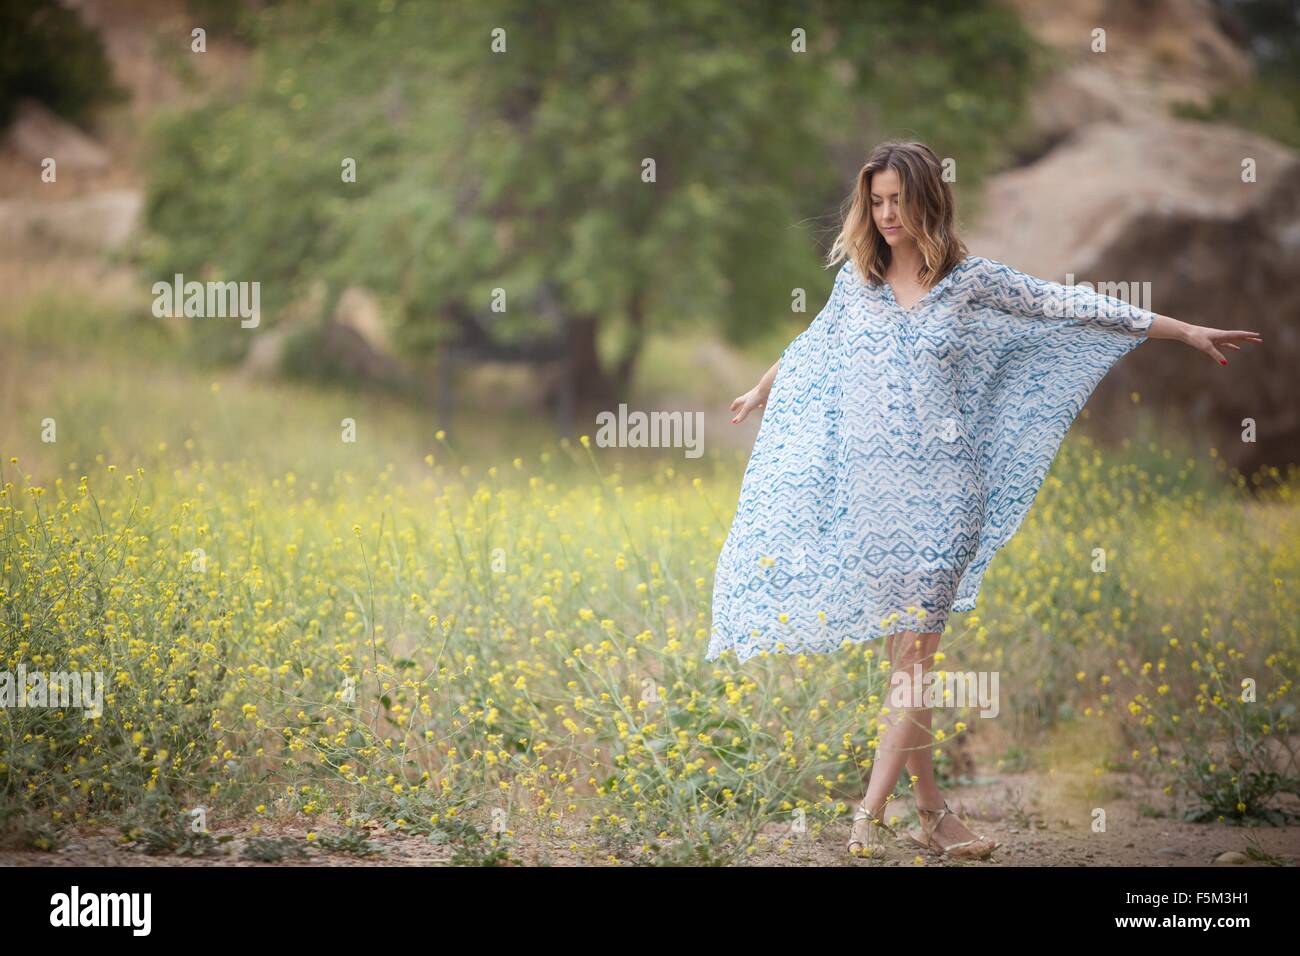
[826,141,967,287]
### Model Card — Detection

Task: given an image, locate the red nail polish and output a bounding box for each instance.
[1220,359,1227,365]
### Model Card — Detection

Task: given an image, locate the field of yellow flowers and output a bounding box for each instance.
[1,290,1297,863]
[3,413,1297,863]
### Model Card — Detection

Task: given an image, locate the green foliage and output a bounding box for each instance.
[277,322,352,384]
[6,290,173,359]
[0,0,125,128]
[350,787,465,838]
[432,817,512,866]
[0,803,63,851]
[118,796,235,857]
[241,834,312,861]
[142,0,1036,383]
[1173,79,1300,150]
[640,824,735,866]
[1129,686,1299,825]
[183,0,269,42]
[314,828,384,857]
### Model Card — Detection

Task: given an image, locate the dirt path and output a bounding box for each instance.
[4,761,1297,867]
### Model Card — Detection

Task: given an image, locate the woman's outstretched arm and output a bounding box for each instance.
[967,256,1263,365]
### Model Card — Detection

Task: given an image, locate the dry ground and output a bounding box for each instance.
[6,723,1297,867]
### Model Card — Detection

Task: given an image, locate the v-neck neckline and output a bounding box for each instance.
[886,280,931,312]
[881,256,969,313]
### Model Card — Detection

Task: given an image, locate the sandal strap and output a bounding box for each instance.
[853,796,890,823]
[849,796,897,853]
[915,801,996,854]
[848,814,886,854]
[916,801,951,842]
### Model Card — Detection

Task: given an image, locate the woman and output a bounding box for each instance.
[706,141,1262,860]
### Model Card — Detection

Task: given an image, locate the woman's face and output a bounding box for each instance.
[869,167,909,247]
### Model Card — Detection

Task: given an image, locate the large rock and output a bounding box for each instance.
[3,98,111,173]
[238,285,407,386]
[969,0,1296,474]
[0,189,142,253]
[968,117,1299,475]
[1008,0,1252,107]
[333,286,391,355]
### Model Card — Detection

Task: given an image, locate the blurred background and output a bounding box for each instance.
[1,0,1296,478]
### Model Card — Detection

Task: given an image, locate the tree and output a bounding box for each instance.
[144,0,1035,411]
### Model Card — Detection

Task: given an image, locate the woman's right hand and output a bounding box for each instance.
[730,384,770,424]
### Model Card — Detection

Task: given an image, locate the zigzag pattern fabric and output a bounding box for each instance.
[707,254,1154,663]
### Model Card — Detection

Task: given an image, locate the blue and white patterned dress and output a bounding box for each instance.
[706,254,1155,663]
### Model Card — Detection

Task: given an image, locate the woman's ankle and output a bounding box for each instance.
[914,793,944,812]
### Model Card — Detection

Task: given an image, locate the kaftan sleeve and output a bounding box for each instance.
[965,256,1155,337]
[757,262,848,447]
[948,255,1153,614]
[780,261,850,361]
[753,261,847,493]
[706,262,849,660]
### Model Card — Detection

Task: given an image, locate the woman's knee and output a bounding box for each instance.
[887,631,940,711]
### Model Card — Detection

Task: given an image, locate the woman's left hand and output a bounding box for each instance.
[1183,325,1263,366]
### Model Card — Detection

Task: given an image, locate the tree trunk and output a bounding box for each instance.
[559,314,617,417]
[613,289,647,390]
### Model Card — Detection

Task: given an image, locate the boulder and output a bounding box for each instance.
[0,189,142,253]
[968,117,1300,475]
[969,0,1297,475]
[3,98,111,173]
[333,286,390,354]
[238,285,407,387]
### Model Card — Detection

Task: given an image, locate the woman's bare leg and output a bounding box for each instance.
[858,630,939,824]
[900,633,942,809]
[894,631,991,848]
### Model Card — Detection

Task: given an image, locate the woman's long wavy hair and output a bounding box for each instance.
[826,141,967,288]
